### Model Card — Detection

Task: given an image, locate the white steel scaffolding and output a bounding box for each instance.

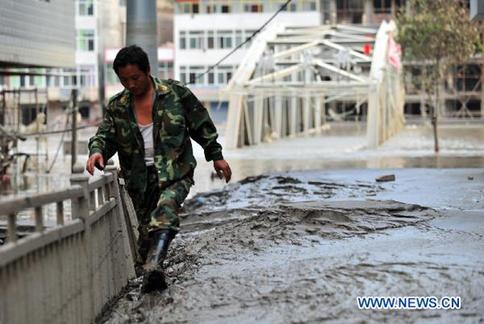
[223,21,405,149]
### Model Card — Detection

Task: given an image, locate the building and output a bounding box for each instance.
[0,0,76,129]
[173,0,321,109]
[0,0,126,124]
[0,0,75,68]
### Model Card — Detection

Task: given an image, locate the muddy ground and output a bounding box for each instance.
[104,169,483,323]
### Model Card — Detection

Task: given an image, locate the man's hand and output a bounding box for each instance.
[86,153,105,175]
[213,159,232,183]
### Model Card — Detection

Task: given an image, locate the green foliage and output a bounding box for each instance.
[396,0,481,67]
[396,0,482,152]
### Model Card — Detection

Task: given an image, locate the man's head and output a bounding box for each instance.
[113,45,152,97]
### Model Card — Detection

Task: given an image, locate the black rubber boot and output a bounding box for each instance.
[141,229,176,293]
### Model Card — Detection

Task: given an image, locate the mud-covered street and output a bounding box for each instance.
[104,169,484,323]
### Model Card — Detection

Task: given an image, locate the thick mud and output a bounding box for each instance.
[103,170,484,323]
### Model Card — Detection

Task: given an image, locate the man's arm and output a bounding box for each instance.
[86,107,118,174]
[175,82,232,182]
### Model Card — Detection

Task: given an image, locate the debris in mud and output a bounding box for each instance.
[238,175,268,184]
[376,174,396,182]
[274,176,302,185]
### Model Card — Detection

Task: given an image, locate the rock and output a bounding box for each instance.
[376,174,396,182]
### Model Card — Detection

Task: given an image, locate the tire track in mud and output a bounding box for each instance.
[103,173,484,323]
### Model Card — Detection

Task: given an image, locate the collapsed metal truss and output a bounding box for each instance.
[223,21,405,149]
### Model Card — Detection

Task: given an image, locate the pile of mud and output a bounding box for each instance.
[183,174,384,213]
[180,173,433,243]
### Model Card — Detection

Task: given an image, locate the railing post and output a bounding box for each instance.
[56,202,64,226]
[34,206,43,232]
[70,175,89,220]
[7,213,17,243]
[105,166,136,280]
[69,174,93,322]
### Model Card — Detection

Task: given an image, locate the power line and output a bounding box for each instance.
[187,0,293,85]
[17,123,100,137]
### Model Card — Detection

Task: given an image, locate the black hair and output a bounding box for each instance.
[112,45,150,75]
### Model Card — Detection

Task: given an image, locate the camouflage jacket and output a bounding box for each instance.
[88,77,223,193]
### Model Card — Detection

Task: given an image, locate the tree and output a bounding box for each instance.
[396,0,481,152]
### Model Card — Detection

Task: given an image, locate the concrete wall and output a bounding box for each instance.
[0,0,75,68]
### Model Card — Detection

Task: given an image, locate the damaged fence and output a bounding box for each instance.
[0,166,137,323]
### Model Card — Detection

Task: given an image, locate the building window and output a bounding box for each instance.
[208,72,215,84]
[79,65,96,87]
[373,0,392,13]
[159,62,174,79]
[178,2,199,14]
[217,66,233,84]
[78,0,94,16]
[188,31,203,49]
[78,29,95,51]
[46,70,61,87]
[221,4,231,13]
[244,3,263,12]
[235,31,243,47]
[207,31,215,49]
[303,0,317,11]
[180,66,187,84]
[337,0,364,23]
[62,69,77,87]
[206,2,231,13]
[190,66,204,84]
[218,31,233,49]
[179,65,236,86]
[180,31,187,49]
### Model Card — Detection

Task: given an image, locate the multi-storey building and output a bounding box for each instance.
[174,0,321,108]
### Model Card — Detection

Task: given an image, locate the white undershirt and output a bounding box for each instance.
[138,122,154,166]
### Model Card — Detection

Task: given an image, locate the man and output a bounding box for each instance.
[86,45,231,292]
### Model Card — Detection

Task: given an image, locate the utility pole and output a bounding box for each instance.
[126,0,159,77]
[97,0,106,117]
[71,89,78,174]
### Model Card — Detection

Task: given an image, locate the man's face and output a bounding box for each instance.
[117,64,151,97]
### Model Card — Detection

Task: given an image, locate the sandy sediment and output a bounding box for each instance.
[104,170,484,323]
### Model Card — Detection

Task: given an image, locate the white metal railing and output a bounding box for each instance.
[0,166,137,324]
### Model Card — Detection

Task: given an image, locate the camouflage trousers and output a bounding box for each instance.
[129,165,194,262]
